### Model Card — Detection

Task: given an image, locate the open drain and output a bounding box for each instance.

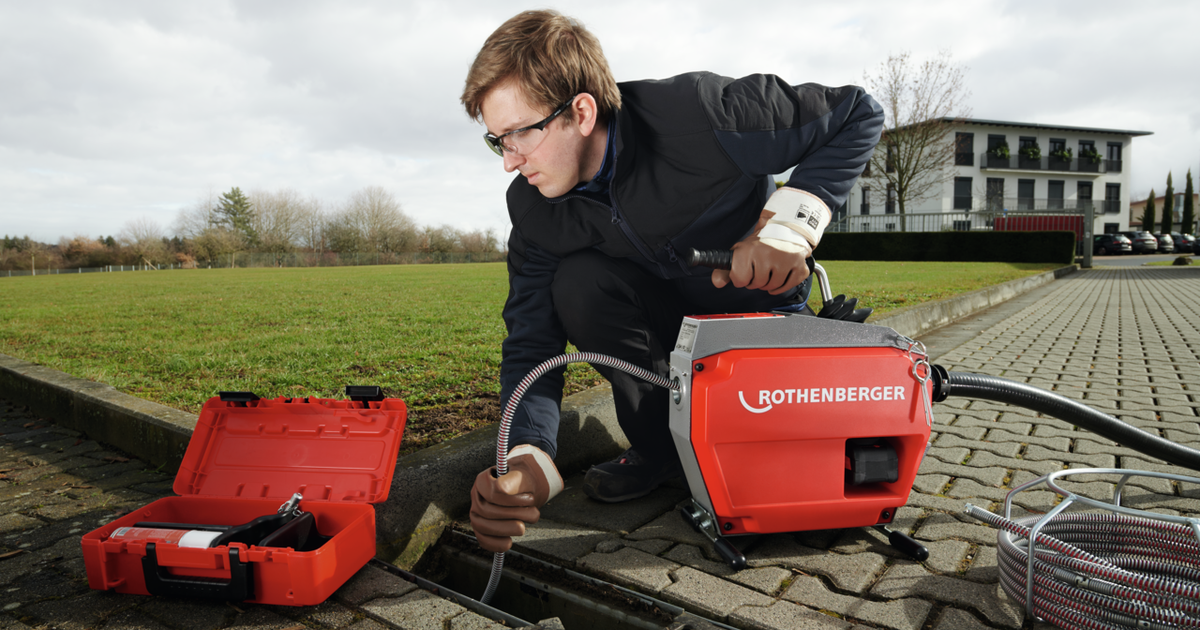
[372,530,733,629]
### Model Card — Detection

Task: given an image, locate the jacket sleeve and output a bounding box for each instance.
[499,230,569,459]
[701,73,884,211]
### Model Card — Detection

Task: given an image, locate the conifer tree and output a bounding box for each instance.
[1183,170,1195,236]
[216,187,258,246]
[1143,189,1156,234]
[1162,172,1174,234]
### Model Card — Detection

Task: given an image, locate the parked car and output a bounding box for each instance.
[1156,233,1175,253]
[1170,232,1195,254]
[1122,231,1160,254]
[1093,233,1132,256]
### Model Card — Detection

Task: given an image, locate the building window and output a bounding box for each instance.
[885,144,895,173]
[860,186,871,215]
[885,223,896,232]
[1105,183,1120,214]
[1049,138,1069,170]
[1048,180,1064,210]
[1104,223,1120,234]
[986,178,1005,211]
[953,177,972,210]
[1107,142,1123,173]
[955,133,974,166]
[953,220,971,231]
[885,184,896,214]
[1018,179,1035,210]
[1078,181,1093,212]
[986,134,1008,168]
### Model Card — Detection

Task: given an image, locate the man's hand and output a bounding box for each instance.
[469,445,563,553]
[711,210,812,295]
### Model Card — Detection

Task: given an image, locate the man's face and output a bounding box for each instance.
[480,83,585,199]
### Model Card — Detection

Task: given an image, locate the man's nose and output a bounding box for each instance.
[502,150,524,173]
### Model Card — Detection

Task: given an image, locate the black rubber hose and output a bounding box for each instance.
[935,370,1200,472]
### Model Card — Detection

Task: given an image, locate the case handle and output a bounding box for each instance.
[142,543,254,601]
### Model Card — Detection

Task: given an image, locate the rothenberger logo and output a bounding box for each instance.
[738,385,907,413]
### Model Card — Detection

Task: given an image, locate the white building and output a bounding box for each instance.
[837,119,1152,236]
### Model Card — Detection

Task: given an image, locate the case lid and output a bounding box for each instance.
[175,396,408,504]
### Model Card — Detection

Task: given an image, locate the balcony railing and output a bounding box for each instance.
[979,153,1115,174]
[828,196,1129,234]
[831,208,1084,235]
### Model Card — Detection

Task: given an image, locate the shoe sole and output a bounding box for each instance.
[582,482,660,504]
[581,470,682,504]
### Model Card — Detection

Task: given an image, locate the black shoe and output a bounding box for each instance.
[583,449,682,503]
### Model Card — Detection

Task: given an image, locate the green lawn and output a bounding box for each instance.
[0,261,1060,450]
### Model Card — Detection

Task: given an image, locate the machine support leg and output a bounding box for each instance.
[679,500,746,570]
[873,525,929,561]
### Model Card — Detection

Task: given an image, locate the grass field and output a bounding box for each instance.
[0,261,1061,453]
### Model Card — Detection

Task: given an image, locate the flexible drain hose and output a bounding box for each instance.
[939,370,1200,629]
[937,370,1200,472]
[966,507,1200,630]
[480,352,678,605]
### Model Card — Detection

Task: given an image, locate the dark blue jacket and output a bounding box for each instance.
[501,72,883,456]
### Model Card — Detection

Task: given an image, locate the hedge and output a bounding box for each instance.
[815,231,1075,264]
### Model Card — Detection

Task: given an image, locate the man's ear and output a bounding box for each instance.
[572,93,600,137]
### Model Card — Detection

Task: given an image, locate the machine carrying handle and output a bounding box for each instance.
[142,543,254,601]
[684,248,831,304]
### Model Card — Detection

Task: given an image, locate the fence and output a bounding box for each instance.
[3,264,182,278]
[1,250,507,278]
[835,206,1089,235]
[194,251,506,268]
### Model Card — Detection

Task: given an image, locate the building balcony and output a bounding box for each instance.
[978,153,1117,174]
[975,197,1121,214]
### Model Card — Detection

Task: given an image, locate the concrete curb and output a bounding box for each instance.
[0,263,1075,567]
[869,264,1077,339]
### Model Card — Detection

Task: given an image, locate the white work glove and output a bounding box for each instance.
[468,444,563,552]
[712,187,830,295]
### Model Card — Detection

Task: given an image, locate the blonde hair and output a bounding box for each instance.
[462,10,620,122]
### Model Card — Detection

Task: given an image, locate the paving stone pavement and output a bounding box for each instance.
[3,267,1199,629]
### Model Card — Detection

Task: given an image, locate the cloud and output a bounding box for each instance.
[2,0,1199,242]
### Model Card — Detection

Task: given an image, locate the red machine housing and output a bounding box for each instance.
[81,394,406,606]
[670,313,931,536]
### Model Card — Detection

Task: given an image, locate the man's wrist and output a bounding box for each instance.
[762,187,830,248]
[509,444,564,501]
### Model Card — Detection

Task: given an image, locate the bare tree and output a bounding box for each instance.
[339,186,419,253]
[295,195,326,253]
[248,188,307,254]
[421,225,461,254]
[459,227,500,253]
[862,50,971,229]
[119,217,168,265]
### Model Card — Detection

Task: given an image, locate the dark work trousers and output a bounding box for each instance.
[549,250,808,464]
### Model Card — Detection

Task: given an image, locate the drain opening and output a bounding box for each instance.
[397,530,732,630]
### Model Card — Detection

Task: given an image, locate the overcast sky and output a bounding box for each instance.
[3,0,1199,244]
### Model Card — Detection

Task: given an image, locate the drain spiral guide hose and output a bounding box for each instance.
[927,369,1200,630]
[966,471,1200,630]
[481,352,678,605]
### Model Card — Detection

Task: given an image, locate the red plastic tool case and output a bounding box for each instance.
[81,394,406,605]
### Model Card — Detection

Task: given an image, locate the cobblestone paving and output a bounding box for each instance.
[4,268,1199,629]
[529,268,1200,630]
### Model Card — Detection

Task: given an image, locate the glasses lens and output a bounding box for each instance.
[503,128,545,156]
[484,135,504,157]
